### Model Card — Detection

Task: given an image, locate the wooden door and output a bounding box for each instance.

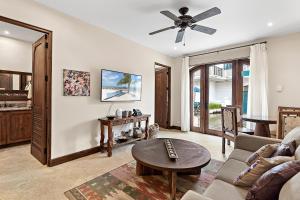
[8,111,32,143]
[31,35,48,164]
[155,68,169,128]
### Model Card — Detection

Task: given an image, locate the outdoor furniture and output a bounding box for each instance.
[277,106,300,139]
[242,115,277,137]
[132,138,211,200]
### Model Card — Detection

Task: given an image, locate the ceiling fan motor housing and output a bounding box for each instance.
[175,7,193,29]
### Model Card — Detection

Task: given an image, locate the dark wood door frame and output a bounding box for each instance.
[190,59,248,137]
[0,16,53,166]
[154,62,171,128]
[189,66,206,133]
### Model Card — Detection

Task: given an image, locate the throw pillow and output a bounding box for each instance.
[246,160,300,200]
[282,126,300,146]
[272,140,296,157]
[246,144,279,166]
[234,156,295,187]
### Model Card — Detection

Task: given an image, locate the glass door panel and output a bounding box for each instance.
[207,63,233,133]
[190,68,202,131]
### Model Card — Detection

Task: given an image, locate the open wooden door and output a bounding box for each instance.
[155,67,170,128]
[31,35,48,165]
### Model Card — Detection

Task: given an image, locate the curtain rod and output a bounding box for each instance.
[188,41,267,58]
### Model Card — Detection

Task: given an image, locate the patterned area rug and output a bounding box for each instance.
[65,159,223,200]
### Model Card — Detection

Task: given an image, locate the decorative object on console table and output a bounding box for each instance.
[133,109,142,116]
[63,69,90,96]
[115,108,122,118]
[148,123,159,139]
[98,114,150,157]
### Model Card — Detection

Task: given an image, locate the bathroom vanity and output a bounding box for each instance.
[0,70,32,146]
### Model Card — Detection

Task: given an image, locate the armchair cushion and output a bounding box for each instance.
[216,159,248,184]
[282,126,300,146]
[181,190,213,200]
[228,149,253,162]
[204,179,248,200]
[234,133,281,152]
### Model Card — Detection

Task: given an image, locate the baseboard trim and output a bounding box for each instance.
[168,126,181,130]
[49,146,101,167]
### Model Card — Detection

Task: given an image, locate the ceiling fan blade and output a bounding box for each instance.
[175,29,185,43]
[160,10,180,21]
[192,7,221,23]
[191,24,217,35]
[149,26,176,35]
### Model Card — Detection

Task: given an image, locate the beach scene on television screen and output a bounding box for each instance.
[101,70,142,101]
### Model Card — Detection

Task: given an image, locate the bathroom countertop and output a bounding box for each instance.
[0,107,32,112]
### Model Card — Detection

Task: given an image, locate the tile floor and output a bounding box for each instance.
[0,130,233,200]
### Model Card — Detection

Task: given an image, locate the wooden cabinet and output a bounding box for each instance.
[0,110,32,146]
[0,112,8,145]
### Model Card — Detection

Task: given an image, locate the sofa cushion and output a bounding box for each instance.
[282,126,300,147]
[234,156,295,187]
[216,159,248,184]
[246,160,300,200]
[228,149,253,162]
[181,190,213,200]
[279,172,300,200]
[204,179,248,200]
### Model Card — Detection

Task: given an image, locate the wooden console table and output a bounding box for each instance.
[98,114,151,157]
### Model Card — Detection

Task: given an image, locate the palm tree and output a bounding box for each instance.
[117,74,132,93]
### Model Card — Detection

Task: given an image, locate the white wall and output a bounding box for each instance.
[0,0,175,159]
[171,57,182,127]
[268,33,300,117]
[0,36,32,72]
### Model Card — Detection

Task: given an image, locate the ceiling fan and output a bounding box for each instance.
[149,7,221,43]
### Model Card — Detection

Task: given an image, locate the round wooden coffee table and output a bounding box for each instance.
[132,138,211,200]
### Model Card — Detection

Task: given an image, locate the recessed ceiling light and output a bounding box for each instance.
[267,22,273,27]
[3,30,10,35]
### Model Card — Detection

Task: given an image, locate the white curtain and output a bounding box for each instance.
[181,56,190,132]
[247,44,269,119]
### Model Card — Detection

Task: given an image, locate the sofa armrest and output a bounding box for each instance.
[235,133,281,152]
[181,190,214,200]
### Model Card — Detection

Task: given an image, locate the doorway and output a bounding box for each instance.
[154,62,171,129]
[190,60,249,136]
[0,16,52,165]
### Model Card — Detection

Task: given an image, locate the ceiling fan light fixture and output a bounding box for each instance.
[267,22,273,27]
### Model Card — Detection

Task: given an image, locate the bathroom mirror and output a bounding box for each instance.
[0,70,32,91]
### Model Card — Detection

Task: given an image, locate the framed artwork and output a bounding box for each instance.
[63,69,90,96]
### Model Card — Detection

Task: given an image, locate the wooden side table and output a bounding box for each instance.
[98,114,151,157]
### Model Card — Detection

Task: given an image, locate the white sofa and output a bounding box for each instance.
[181,129,300,200]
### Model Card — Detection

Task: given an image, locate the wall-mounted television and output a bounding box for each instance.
[100,69,142,102]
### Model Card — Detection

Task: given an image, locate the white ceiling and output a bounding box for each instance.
[35,0,300,57]
[0,22,44,43]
